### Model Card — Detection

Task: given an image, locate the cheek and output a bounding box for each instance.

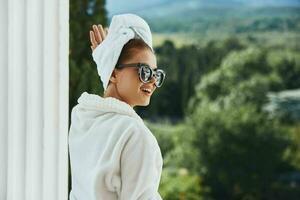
[118,70,141,92]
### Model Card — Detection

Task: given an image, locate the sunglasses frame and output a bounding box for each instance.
[115,62,166,87]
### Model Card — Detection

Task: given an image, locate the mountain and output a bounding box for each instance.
[105,0,300,17]
[105,0,300,37]
[105,0,171,16]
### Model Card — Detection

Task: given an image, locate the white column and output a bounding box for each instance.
[0,0,69,199]
[0,0,8,199]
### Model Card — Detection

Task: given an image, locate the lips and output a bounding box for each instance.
[140,86,153,96]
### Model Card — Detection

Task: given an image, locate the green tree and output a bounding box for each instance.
[70,0,107,114]
[189,103,289,200]
[267,50,300,90]
[188,47,281,111]
[187,46,298,199]
[159,167,207,200]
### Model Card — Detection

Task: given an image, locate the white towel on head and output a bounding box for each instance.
[92,13,154,91]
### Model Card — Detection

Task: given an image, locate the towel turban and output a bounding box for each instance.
[92,13,154,90]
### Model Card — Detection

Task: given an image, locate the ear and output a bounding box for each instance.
[109,69,119,84]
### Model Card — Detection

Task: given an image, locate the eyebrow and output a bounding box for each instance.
[140,62,157,69]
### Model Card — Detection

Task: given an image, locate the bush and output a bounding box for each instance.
[159,167,209,200]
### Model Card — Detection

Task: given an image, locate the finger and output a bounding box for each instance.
[104,27,108,36]
[98,24,106,40]
[90,46,94,51]
[89,31,97,47]
[89,31,96,45]
[93,24,102,43]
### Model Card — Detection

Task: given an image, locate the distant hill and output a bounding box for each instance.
[105,0,300,48]
[146,6,300,33]
[106,0,300,17]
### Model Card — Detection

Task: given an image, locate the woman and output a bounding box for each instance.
[69,14,166,200]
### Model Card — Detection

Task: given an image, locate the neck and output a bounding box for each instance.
[103,84,134,107]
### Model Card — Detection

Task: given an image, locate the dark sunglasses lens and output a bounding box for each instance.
[140,65,152,82]
[155,71,165,87]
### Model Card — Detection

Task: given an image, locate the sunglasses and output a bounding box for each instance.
[115,62,166,88]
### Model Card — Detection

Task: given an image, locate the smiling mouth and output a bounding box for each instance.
[140,87,152,96]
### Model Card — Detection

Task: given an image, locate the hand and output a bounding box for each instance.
[89,24,108,51]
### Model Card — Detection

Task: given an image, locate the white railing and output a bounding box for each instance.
[0,0,69,199]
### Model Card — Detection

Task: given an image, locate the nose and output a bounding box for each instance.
[149,74,157,85]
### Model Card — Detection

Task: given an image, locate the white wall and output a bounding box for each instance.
[0,0,69,199]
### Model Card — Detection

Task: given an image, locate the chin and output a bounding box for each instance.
[138,99,150,106]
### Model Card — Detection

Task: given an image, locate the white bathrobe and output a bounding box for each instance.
[69,92,163,200]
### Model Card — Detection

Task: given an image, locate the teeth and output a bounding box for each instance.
[141,88,151,93]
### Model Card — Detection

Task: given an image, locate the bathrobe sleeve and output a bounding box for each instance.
[119,127,163,200]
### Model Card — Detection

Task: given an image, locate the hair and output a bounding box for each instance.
[106,39,153,89]
[115,39,153,67]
